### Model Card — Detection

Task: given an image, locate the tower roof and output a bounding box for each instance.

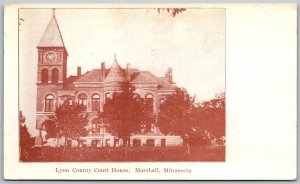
[38,15,65,47]
[105,56,128,83]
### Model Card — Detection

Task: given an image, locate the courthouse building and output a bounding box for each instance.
[35,12,182,147]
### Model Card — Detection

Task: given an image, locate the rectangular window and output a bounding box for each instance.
[78,99,86,105]
[114,139,119,147]
[66,99,72,105]
[96,124,101,133]
[92,99,100,111]
[145,99,154,111]
[105,93,111,100]
[78,99,87,110]
[45,99,54,112]
[161,139,166,147]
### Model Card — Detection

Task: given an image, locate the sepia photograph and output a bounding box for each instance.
[5,3,296,180]
[18,8,225,162]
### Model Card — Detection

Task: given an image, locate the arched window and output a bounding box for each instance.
[77,93,87,110]
[51,68,59,83]
[41,69,48,83]
[145,93,154,111]
[92,94,100,111]
[45,95,55,112]
[145,93,154,101]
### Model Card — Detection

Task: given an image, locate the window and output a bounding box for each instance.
[91,124,96,133]
[114,139,119,147]
[92,94,100,111]
[92,120,106,134]
[105,93,111,100]
[145,93,154,100]
[161,139,166,147]
[51,68,59,83]
[146,139,155,147]
[100,126,106,134]
[62,96,72,106]
[133,139,142,147]
[67,99,72,106]
[91,119,100,133]
[45,95,55,112]
[41,69,48,83]
[91,140,99,148]
[77,93,87,110]
[150,124,155,132]
[159,98,165,104]
[145,93,154,111]
[97,124,101,129]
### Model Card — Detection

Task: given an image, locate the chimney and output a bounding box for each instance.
[101,62,105,79]
[126,63,131,81]
[77,66,81,76]
[165,67,173,84]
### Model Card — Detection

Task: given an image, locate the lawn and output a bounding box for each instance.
[21,145,225,162]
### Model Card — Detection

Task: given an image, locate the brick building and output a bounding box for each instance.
[36,13,182,147]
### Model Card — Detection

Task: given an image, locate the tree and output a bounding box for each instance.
[99,84,154,147]
[157,87,195,153]
[19,111,33,161]
[196,93,225,142]
[43,119,57,139]
[46,101,89,147]
[182,92,225,146]
[157,88,226,149]
[158,87,194,136]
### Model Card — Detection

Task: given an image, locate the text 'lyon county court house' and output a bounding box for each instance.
[35,12,183,147]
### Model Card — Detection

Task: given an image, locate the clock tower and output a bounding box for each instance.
[36,10,68,131]
[36,11,68,85]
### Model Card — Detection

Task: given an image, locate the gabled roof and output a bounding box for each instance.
[131,71,174,90]
[68,63,174,91]
[105,60,128,83]
[158,77,174,90]
[38,15,65,47]
[131,71,159,83]
[74,69,102,83]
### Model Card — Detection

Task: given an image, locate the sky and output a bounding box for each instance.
[19,8,225,136]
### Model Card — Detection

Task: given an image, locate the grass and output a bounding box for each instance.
[21,145,225,162]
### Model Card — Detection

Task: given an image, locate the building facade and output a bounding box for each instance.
[36,13,182,147]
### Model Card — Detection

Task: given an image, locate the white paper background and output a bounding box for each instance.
[4,3,297,180]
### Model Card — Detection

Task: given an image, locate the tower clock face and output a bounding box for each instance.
[45,52,57,62]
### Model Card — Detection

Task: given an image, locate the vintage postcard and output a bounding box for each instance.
[4,3,297,180]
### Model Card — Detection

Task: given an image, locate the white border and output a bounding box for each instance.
[4,3,297,180]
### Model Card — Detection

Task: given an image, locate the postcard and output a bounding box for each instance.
[4,3,297,180]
